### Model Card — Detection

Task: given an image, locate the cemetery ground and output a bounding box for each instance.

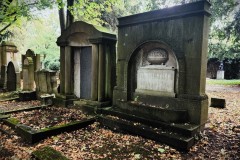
[0,83,239,160]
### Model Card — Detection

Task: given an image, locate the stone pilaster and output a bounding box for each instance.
[60,47,65,94]
[91,44,98,101]
[98,44,105,101]
[64,46,72,95]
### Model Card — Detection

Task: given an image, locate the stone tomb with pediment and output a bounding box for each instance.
[56,21,116,106]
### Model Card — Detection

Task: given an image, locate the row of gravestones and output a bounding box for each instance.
[0,42,57,96]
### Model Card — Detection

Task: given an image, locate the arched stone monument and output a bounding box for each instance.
[0,41,20,91]
[111,0,211,149]
[56,21,116,106]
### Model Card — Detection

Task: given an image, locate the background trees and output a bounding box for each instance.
[1,0,239,70]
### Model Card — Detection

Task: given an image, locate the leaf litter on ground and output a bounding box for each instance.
[0,85,239,159]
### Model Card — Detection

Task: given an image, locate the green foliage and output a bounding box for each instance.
[208,0,240,60]
[46,59,60,71]
[8,11,60,70]
[0,0,57,41]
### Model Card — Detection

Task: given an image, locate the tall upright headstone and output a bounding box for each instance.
[21,49,40,91]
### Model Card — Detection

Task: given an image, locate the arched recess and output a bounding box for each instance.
[7,62,16,91]
[127,41,179,100]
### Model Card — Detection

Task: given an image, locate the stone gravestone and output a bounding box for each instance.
[35,69,57,105]
[111,0,211,149]
[0,41,20,91]
[56,21,116,106]
[35,69,58,94]
[21,49,41,91]
[19,49,40,101]
[22,57,34,91]
[216,62,225,79]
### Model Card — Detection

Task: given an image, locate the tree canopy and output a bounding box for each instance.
[1,0,239,67]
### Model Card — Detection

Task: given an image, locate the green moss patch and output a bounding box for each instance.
[32,146,68,160]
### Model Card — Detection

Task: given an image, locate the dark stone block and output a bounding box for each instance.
[210,98,226,108]
[40,95,54,106]
[19,91,37,101]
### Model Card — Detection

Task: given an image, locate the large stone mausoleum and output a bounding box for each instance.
[113,0,210,125]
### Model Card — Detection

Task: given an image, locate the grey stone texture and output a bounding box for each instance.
[113,0,211,126]
[35,69,58,94]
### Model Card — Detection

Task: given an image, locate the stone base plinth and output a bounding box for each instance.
[19,91,37,101]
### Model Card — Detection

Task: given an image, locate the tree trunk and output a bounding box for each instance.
[59,4,66,33]
[66,0,74,28]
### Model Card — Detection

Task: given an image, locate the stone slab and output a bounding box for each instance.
[210,98,226,108]
[136,66,175,97]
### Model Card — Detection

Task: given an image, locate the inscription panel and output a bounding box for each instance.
[136,66,175,95]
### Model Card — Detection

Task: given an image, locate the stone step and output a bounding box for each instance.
[116,100,188,123]
[99,107,200,137]
[98,116,196,151]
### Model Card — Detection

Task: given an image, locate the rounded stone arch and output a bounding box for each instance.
[6,61,16,91]
[66,32,91,47]
[57,21,115,46]
[126,40,179,100]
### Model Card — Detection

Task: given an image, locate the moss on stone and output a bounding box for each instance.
[7,118,19,125]
[39,121,80,132]
[32,146,68,160]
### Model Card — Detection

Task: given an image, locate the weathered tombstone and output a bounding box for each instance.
[34,69,57,105]
[19,49,41,101]
[216,62,225,79]
[111,0,211,149]
[21,49,41,91]
[22,57,34,91]
[35,69,58,94]
[56,21,116,106]
[0,41,20,90]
